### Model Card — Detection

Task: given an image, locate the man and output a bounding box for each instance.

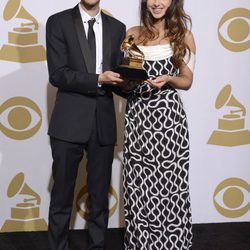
[46,0,126,249]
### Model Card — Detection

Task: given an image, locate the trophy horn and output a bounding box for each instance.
[3,0,38,30]
[120,35,135,51]
[7,172,41,205]
[121,35,144,60]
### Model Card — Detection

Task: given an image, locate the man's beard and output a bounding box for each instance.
[81,0,100,10]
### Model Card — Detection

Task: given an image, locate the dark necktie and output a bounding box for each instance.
[87,18,96,71]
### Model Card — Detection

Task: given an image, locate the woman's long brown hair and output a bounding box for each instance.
[138,0,192,68]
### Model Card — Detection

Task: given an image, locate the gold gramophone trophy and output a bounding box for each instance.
[0,0,46,63]
[115,35,148,80]
[1,172,47,232]
[208,84,250,146]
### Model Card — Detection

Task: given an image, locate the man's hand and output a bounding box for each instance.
[98,71,123,85]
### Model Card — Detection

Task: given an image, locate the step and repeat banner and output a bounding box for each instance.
[0,0,249,232]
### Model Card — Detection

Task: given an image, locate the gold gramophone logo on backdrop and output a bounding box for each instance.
[207,84,250,146]
[0,96,42,140]
[213,178,250,218]
[0,0,46,62]
[218,8,250,52]
[1,172,47,232]
[76,185,118,220]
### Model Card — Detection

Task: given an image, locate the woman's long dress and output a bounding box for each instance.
[123,44,192,250]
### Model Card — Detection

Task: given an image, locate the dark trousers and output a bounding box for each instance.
[48,118,114,250]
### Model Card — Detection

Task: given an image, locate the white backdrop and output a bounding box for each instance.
[0,0,249,232]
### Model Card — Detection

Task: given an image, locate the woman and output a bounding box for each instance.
[123,0,196,249]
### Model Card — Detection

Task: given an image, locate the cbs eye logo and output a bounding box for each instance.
[0,97,42,140]
[76,185,118,220]
[218,8,250,52]
[213,178,250,218]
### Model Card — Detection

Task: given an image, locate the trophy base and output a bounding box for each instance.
[114,66,148,80]
[207,129,250,146]
[0,218,47,232]
[0,44,46,63]
[11,205,40,220]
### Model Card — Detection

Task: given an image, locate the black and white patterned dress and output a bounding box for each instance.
[123,44,193,250]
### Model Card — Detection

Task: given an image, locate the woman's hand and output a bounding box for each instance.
[146,75,172,89]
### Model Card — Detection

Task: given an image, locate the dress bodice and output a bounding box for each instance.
[138,44,179,78]
[132,45,178,95]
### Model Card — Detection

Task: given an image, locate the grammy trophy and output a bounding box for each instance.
[114,35,148,80]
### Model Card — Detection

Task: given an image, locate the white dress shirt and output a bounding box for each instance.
[79,4,103,75]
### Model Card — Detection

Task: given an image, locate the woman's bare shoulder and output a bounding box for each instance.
[126,26,142,38]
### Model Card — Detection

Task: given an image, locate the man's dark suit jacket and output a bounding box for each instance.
[46,5,126,145]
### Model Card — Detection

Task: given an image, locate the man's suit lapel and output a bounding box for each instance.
[101,12,111,72]
[72,5,95,73]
